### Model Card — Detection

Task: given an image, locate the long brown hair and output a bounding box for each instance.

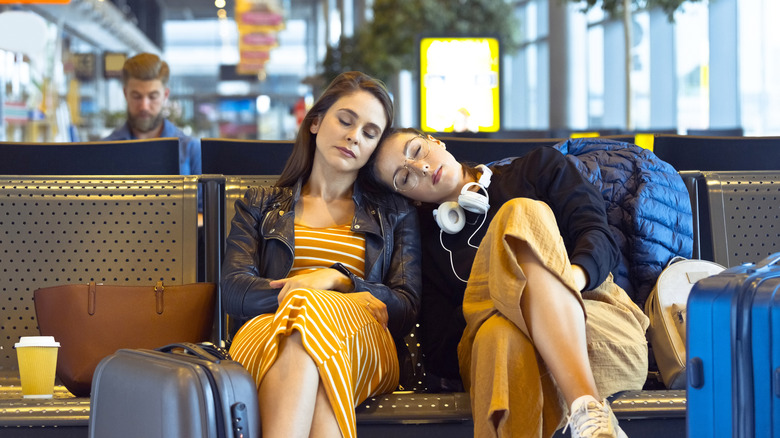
[276,71,394,187]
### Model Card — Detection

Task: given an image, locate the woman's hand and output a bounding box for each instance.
[344,292,388,329]
[570,264,589,291]
[270,270,387,328]
[270,268,352,303]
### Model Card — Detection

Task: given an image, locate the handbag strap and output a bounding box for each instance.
[154,281,164,315]
[665,256,688,268]
[88,281,97,315]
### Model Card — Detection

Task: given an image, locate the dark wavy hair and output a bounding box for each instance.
[276,71,394,187]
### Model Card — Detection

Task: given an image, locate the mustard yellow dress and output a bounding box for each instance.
[229,224,399,438]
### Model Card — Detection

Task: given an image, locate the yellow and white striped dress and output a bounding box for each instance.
[228,223,399,438]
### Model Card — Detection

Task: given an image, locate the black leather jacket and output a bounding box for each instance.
[221,179,422,340]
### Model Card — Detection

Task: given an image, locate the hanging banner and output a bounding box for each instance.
[237,62,267,75]
[235,0,284,76]
[242,33,277,47]
[236,10,284,30]
[241,51,271,61]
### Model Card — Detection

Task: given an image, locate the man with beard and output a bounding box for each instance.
[103,53,202,192]
[105,53,204,278]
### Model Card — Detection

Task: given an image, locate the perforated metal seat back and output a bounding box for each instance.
[216,176,279,340]
[0,176,200,371]
[699,171,780,267]
[223,176,279,238]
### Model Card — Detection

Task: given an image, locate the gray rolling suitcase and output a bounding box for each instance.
[89,343,259,438]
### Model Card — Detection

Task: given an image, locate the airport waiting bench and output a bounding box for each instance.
[0,175,200,437]
[2,169,780,437]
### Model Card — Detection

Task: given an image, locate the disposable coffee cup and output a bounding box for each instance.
[14,336,60,399]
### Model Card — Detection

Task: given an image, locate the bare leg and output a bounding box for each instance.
[308,382,343,438]
[258,331,321,438]
[510,238,600,407]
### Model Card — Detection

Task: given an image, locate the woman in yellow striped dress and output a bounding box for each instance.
[221,71,421,438]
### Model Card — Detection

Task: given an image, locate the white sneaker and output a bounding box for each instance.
[563,395,627,438]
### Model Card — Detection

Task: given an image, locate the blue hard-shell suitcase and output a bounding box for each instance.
[89,343,259,438]
[687,253,780,438]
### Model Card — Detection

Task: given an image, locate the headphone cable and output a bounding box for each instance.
[438,170,491,284]
[440,206,488,284]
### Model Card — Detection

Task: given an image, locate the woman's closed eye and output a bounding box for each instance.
[399,169,410,184]
[339,117,378,140]
[395,168,413,189]
[409,144,422,160]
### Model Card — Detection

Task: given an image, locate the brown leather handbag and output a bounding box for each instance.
[34,281,216,397]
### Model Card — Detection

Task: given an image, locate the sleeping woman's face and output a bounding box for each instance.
[310,90,388,177]
[374,132,465,205]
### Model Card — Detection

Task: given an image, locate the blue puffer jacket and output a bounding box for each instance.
[553,138,694,307]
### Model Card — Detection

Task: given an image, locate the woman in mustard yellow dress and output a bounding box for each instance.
[221,72,421,438]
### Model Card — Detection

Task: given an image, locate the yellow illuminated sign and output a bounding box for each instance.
[420,37,500,133]
[634,133,655,151]
[570,132,600,138]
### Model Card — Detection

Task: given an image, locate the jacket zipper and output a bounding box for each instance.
[261,208,295,275]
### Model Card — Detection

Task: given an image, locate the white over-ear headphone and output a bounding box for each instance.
[433,164,492,234]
